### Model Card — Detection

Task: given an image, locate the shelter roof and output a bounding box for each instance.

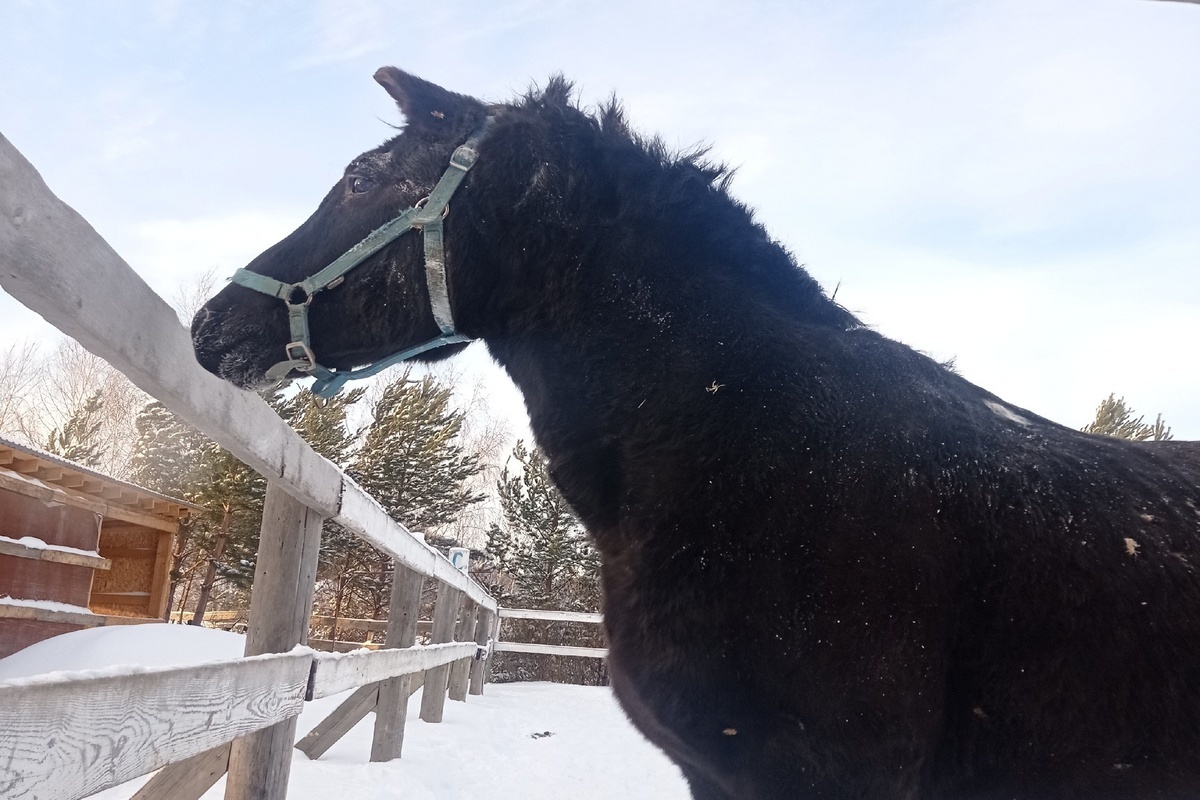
[0,435,199,523]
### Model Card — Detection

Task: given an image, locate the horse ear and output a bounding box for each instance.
[373,67,474,131]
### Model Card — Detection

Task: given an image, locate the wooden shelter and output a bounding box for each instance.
[0,437,197,659]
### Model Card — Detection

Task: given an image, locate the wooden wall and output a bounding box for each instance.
[90,522,173,619]
[0,491,103,657]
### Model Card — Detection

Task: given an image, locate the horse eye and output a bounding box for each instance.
[349,176,376,194]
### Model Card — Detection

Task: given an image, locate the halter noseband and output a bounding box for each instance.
[230,117,493,398]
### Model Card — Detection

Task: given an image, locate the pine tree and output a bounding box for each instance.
[272,388,374,636]
[1082,394,1173,442]
[44,391,106,467]
[184,440,266,622]
[129,401,207,497]
[486,441,606,686]
[274,388,365,467]
[351,371,485,531]
[335,370,485,618]
[487,440,600,611]
[128,400,265,623]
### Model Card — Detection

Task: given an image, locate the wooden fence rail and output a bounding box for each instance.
[0,130,500,800]
[0,132,495,614]
[0,642,482,800]
[494,608,608,659]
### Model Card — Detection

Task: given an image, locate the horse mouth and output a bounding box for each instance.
[191,307,282,391]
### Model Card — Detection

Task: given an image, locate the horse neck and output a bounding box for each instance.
[456,122,859,500]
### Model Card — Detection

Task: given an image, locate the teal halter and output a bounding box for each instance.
[231,118,493,398]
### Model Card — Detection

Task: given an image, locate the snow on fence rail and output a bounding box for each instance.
[0,132,502,799]
[0,643,482,800]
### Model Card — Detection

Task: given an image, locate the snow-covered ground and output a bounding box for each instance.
[0,625,690,799]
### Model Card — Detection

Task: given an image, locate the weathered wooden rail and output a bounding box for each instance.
[0,132,502,799]
[0,641,483,800]
[495,607,608,659]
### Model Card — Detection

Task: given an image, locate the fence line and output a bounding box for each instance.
[0,132,493,613]
[494,608,608,659]
[0,643,480,800]
[0,130,499,799]
[0,132,608,800]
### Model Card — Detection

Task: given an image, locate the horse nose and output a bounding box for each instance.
[191,305,225,376]
[191,305,212,331]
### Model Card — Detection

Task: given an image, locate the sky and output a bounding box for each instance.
[1,0,1197,438]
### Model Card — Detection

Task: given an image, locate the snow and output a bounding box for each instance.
[0,533,103,559]
[0,624,689,799]
[0,595,95,615]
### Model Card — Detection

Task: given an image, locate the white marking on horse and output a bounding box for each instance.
[984,400,1031,427]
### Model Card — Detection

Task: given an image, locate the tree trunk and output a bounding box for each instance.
[177,558,199,623]
[190,508,231,626]
[162,526,192,621]
[331,566,347,645]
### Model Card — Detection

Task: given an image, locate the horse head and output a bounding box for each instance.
[191,68,499,394]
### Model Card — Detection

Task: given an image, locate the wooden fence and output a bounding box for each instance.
[495,608,608,659]
[0,132,503,799]
[170,608,609,657]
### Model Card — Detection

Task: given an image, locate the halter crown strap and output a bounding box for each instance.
[231,117,492,398]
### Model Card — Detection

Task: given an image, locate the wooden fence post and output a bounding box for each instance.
[469,606,494,696]
[447,601,478,702]
[225,482,323,800]
[370,563,425,761]
[484,610,502,684]
[419,582,463,723]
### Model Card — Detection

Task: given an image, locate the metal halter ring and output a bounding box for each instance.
[412,196,450,220]
[285,284,314,307]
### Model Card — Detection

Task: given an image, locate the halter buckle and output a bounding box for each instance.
[284,341,318,372]
[449,144,479,171]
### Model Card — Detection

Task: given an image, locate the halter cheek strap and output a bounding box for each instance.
[231,117,493,398]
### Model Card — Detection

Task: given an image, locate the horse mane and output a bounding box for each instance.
[512,75,859,331]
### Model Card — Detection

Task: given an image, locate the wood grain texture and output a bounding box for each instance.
[0,651,310,800]
[469,607,494,696]
[129,742,231,800]
[0,538,111,570]
[420,584,464,724]
[0,602,102,628]
[371,562,424,762]
[226,482,323,800]
[310,641,477,700]
[0,469,175,533]
[448,602,478,702]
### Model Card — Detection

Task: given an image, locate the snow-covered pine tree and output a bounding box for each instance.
[44,391,106,467]
[340,369,484,617]
[487,440,599,611]
[486,440,605,685]
[129,401,206,497]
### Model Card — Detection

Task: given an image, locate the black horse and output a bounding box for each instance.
[193,69,1200,799]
